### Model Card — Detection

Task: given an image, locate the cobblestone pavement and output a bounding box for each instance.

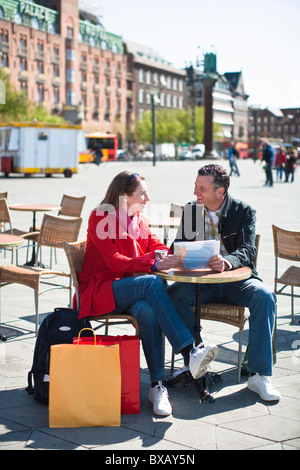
[0,158,299,451]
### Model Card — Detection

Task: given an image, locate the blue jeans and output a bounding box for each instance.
[111,275,195,382]
[167,278,276,376]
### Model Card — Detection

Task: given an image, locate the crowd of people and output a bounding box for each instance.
[226,141,298,186]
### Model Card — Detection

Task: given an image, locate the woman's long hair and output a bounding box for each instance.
[97,171,144,211]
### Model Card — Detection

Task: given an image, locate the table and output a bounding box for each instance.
[148,216,181,245]
[9,203,61,265]
[0,233,24,248]
[0,234,24,341]
[156,266,251,402]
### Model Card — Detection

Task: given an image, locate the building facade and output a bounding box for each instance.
[0,0,128,139]
[248,107,300,145]
[125,41,186,122]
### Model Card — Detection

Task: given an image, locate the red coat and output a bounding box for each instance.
[77,209,169,318]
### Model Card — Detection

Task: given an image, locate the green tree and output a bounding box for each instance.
[136,107,206,145]
[0,68,65,124]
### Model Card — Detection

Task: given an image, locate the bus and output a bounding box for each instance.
[79,132,117,163]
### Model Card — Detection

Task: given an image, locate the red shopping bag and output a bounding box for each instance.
[74,334,140,414]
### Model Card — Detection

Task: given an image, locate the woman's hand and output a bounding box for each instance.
[156,254,182,271]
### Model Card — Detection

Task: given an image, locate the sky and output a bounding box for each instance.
[92,0,300,110]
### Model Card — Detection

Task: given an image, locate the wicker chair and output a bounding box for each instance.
[0,192,8,233]
[58,194,86,217]
[0,214,83,334]
[170,234,261,383]
[272,225,300,323]
[0,198,39,263]
[63,239,140,337]
[169,203,184,218]
[30,194,86,267]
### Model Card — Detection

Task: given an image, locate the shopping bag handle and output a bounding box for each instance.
[77,328,96,345]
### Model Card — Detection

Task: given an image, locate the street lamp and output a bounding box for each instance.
[149,77,167,167]
[249,105,262,162]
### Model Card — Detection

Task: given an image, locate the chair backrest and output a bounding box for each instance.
[58,194,86,217]
[272,225,300,262]
[37,213,83,249]
[169,203,184,218]
[63,240,87,309]
[253,233,260,269]
[0,198,12,229]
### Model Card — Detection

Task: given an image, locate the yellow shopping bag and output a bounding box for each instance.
[49,329,121,428]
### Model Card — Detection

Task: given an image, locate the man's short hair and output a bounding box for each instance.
[198,164,230,194]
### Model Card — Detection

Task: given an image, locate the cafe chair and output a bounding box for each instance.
[63,239,140,337]
[0,198,39,263]
[29,194,86,267]
[58,194,86,218]
[0,191,8,200]
[169,202,184,218]
[0,214,83,335]
[272,225,300,323]
[169,234,261,384]
[0,192,8,233]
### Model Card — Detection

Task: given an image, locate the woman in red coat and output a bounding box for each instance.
[78,171,218,416]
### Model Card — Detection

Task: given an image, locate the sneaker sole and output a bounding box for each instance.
[191,346,218,380]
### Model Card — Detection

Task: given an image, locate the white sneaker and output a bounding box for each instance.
[149,382,172,416]
[248,374,281,401]
[189,343,218,379]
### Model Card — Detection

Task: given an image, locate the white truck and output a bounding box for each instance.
[0,123,86,177]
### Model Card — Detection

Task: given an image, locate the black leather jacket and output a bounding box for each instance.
[172,194,260,279]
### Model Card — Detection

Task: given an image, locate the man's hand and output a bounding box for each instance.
[207,255,229,273]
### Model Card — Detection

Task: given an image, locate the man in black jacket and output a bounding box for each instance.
[167,164,280,401]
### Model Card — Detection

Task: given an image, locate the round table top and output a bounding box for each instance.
[9,203,61,212]
[156,266,252,284]
[0,233,24,247]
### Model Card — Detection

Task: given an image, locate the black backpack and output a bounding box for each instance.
[26,307,92,405]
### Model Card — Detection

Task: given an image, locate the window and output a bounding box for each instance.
[66,90,76,105]
[67,69,76,82]
[173,77,177,90]
[67,27,74,39]
[53,88,59,106]
[146,70,151,84]
[139,89,144,104]
[67,49,76,61]
[139,69,143,83]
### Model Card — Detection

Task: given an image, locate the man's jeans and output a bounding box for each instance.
[111,275,194,382]
[167,278,276,376]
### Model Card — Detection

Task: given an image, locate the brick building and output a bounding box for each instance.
[0,0,128,140]
[248,107,300,144]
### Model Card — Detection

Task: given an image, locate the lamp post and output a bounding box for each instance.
[249,105,262,162]
[151,93,156,166]
[149,77,166,167]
